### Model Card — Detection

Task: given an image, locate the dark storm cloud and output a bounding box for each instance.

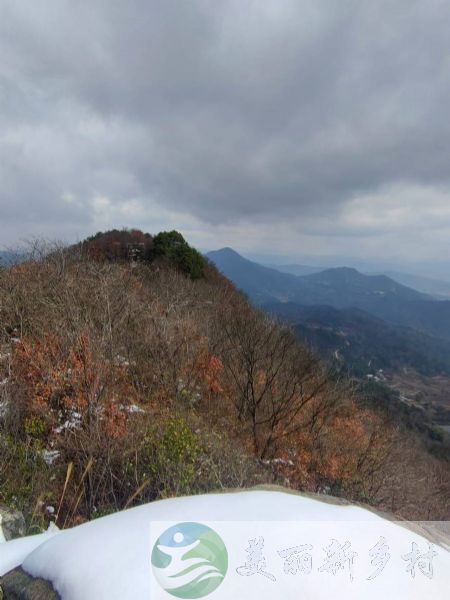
[1,0,450,254]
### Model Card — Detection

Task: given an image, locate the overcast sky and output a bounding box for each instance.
[1,0,450,269]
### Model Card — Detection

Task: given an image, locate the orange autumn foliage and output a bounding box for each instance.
[11,333,134,440]
[276,404,392,499]
[195,349,223,394]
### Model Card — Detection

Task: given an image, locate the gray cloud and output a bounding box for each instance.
[1,0,450,261]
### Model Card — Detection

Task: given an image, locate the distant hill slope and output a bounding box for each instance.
[206,247,302,303]
[266,302,450,376]
[295,266,429,307]
[207,247,450,340]
[373,298,450,340]
[378,270,450,299]
[266,263,322,276]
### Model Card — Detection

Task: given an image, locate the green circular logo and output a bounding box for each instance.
[151,522,228,598]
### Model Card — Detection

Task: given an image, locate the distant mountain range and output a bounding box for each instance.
[206,247,450,374]
[273,262,450,299]
[207,247,430,304]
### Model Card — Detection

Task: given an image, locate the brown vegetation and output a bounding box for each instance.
[0,233,448,531]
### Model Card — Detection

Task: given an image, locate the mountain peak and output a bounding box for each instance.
[207,247,243,258]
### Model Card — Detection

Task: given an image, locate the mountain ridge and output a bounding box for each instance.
[206,247,450,341]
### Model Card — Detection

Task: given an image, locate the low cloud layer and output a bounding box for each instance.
[1,1,450,264]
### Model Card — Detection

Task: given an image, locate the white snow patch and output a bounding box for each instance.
[262,458,294,467]
[119,403,145,414]
[0,524,60,576]
[0,490,443,599]
[54,410,82,433]
[42,449,61,466]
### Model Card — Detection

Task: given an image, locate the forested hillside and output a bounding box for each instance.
[266,302,450,376]
[0,231,448,532]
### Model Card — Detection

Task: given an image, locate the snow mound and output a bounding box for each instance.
[0,523,60,576]
[1,490,448,599]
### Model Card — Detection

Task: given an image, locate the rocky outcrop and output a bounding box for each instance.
[0,507,57,598]
[0,507,26,541]
[0,569,58,600]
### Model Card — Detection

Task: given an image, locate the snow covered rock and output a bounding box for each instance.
[0,488,449,599]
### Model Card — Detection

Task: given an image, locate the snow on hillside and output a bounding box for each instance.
[1,490,449,599]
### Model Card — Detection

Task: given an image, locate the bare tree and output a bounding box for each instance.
[216,302,330,457]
